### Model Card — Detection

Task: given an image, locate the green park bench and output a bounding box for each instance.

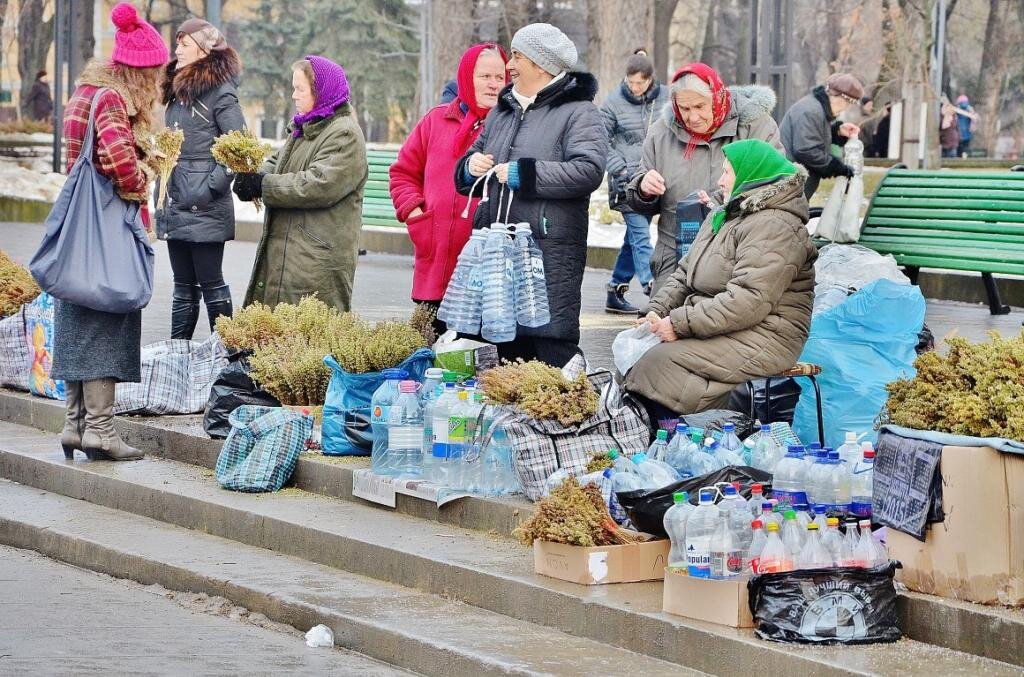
[362,147,401,228]
[857,166,1024,315]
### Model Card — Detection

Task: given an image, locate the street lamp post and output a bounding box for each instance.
[51,0,65,174]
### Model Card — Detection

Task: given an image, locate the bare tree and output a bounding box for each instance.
[418,0,476,114]
[699,0,750,84]
[974,0,1012,151]
[587,0,654,103]
[0,0,10,86]
[18,0,54,119]
[652,0,680,83]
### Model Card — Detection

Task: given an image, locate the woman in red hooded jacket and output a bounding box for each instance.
[389,44,508,333]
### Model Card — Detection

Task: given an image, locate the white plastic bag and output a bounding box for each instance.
[612,324,661,375]
[813,244,910,315]
[305,624,334,648]
[814,139,865,243]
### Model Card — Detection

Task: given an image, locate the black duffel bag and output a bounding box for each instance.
[616,466,773,538]
[202,353,281,439]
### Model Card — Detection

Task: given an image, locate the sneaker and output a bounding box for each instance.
[605,283,638,314]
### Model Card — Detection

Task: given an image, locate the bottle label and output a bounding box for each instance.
[531,256,546,279]
[431,416,449,458]
[850,500,872,518]
[685,537,711,578]
[449,415,468,443]
[710,549,744,578]
[773,489,807,508]
[371,405,390,426]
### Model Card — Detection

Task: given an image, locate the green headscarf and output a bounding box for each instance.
[711,139,797,233]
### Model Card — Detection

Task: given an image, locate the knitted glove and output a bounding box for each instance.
[232,172,264,201]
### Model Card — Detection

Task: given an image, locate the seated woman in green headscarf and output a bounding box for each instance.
[624,139,818,422]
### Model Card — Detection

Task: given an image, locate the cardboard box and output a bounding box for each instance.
[533,536,669,585]
[662,569,754,628]
[888,445,1024,606]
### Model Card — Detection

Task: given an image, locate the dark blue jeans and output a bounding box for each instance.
[610,211,654,287]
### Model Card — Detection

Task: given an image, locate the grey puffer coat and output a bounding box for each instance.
[156,48,246,243]
[625,85,781,293]
[601,80,668,212]
[779,86,849,198]
[624,169,816,414]
[455,72,607,345]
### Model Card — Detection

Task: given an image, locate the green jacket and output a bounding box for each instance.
[244,103,367,311]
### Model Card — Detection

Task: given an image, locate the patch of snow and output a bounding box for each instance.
[0,162,66,201]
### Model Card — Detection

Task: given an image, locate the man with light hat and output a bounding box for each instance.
[779,72,864,198]
[456,23,608,367]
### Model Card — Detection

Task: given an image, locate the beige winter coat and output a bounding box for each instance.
[624,169,817,414]
[625,86,782,293]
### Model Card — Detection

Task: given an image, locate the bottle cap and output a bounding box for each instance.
[807,522,819,531]
[766,522,780,532]
[752,483,763,492]
[382,368,410,380]
[861,441,874,451]
[607,449,619,460]
[846,432,858,442]
[458,391,468,401]
[698,489,715,504]
[724,423,735,431]
[425,368,443,378]
[827,517,840,526]
[632,452,648,463]
[656,429,668,441]
[761,501,773,510]
[672,491,688,503]
[399,380,419,393]
[859,519,872,528]
[474,393,484,403]
[723,485,738,496]
[795,503,809,512]
[442,371,459,383]
[760,423,771,432]
[783,509,797,520]
[813,504,826,514]
[809,442,822,450]
[786,444,804,455]
[675,423,688,433]
[690,432,703,443]
[864,450,876,459]
[732,481,741,490]
[603,468,613,478]
[752,519,764,529]
[828,450,840,461]
[444,381,457,389]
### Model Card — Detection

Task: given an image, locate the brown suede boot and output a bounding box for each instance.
[81,378,144,461]
[60,380,85,459]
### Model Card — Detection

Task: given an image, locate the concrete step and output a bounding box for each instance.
[0,389,530,536]
[1,420,1020,676]
[0,480,695,677]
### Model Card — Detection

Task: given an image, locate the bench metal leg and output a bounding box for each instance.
[807,375,826,447]
[981,272,1011,315]
[904,265,920,285]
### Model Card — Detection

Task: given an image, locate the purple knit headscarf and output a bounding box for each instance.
[292,55,350,138]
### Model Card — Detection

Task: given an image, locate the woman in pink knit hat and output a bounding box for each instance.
[52,2,168,462]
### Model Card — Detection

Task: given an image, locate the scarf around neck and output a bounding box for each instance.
[670,63,731,159]
[292,55,350,138]
[712,138,797,233]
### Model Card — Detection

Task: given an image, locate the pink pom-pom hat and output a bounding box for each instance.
[110,2,169,68]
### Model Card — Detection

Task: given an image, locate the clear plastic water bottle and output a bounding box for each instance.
[757,522,794,573]
[665,424,693,475]
[647,429,670,462]
[426,382,460,484]
[750,425,783,472]
[803,443,821,476]
[438,229,488,334]
[793,503,812,530]
[420,368,444,402]
[773,445,808,507]
[385,380,425,477]
[747,519,767,573]
[663,491,693,573]
[709,517,744,579]
[759,502,780,528]
[720,485,753,558]
[811,504,829,531]
[698,438,728,473]
[827,449,851,514]
[543,468,576,496]
[631,452,680,489]
[854,519,887,567]
[480,225,517,343]
[370,368,409,474]
[607,448,639,476]
[511,223,551,328]
[850,448,875,519]
[821,516,844,563]
[481,422,517,496]
[445,391,473,488]
[804,447,829,506]
[836,431,862,467]
[781,509,805,557]
[840,519,863,566]
[748,483,766,517]
[685,489,722,578]
[798,523,834,569]
[719,423,744,462]
[420,384,442,462]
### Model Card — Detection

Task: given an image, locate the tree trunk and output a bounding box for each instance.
[975,0,1011,154]
[71,0,95,82]
[0,0,9,87]
[699,0,750,84]
[417,0,477,115]
[652,0,680,84]
[18,0,55,119]
[588,0,654,104]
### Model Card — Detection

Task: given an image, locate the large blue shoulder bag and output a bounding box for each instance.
[29,87,154,314]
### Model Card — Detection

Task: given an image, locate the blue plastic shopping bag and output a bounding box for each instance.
[792,279,924,449]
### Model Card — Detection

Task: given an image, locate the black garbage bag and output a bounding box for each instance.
[203,354,281,439]
[616,466,773,537]
[726,378,802,425]
[680,409,754,439]
[748,562,902,645]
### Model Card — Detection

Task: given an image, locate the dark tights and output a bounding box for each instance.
[167,240,232,339]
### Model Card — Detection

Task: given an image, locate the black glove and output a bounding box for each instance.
[825,155,854,179]
[840,163,855,178]
[232,172,264,201]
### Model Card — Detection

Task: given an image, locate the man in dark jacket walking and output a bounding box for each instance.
[456,22,607,367]
[601,54,667,313]
[26,70,53,122]
[780,73,863,198]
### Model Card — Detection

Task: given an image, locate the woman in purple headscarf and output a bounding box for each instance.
[234,55,368,311]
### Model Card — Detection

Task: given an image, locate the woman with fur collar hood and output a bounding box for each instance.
[156,18,246,340]
[625,140,817,421]
[626,63,782,294]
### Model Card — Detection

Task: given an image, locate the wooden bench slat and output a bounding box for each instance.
[877,186,1024,201]
[862,216,1024,236]
[876,253,1024,276]
[862,240,1024,263]
[868,207,1024,223]
[883,177,1024,190]
[871,196,1024,211]
[861,227,1024,245]
[887,169,1024,180]
[860,235,1024,255]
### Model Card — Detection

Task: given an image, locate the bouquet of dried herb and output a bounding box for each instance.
[248,333,332,406]
[154,126,184,210]
[0,249,40,318]
[513,476,644,547]
[586,451,614,473]
[210,129,273,211]
[214,302,287,351]
[478,359,598,426]
[328,317,428,374]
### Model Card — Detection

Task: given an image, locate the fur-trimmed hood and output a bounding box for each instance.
[162,47,241,106]
[732,165,809,219]
[660,84,777,128]
[496,71,599,112]
[75,59,140,116]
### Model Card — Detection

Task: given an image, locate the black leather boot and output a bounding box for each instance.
[171,283,201,340]
[202,283,233,333]
[605,283,638,315]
